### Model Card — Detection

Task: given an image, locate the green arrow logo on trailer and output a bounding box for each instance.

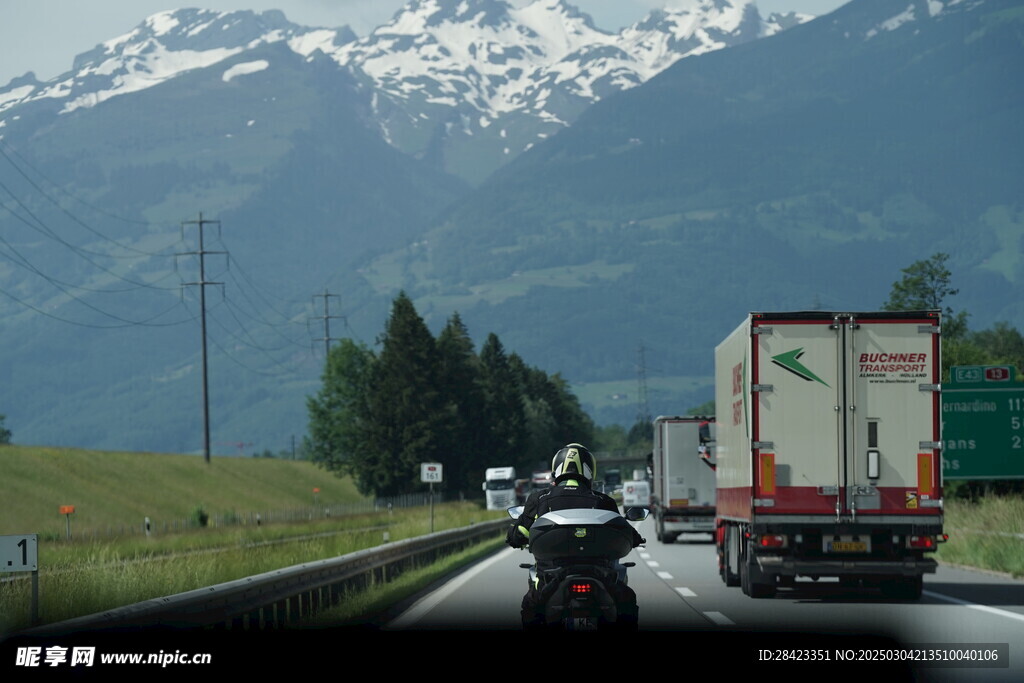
[771,348,830,387]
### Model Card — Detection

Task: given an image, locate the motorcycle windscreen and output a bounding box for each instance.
[754,319,842,514]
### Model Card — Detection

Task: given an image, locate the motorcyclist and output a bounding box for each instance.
[506,443,643,628]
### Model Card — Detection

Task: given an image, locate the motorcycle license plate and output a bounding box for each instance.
[568,617,598,631]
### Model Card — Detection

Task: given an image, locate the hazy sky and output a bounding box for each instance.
[1,0,848,87]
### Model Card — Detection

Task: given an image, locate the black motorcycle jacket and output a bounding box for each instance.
[506,479,629,548]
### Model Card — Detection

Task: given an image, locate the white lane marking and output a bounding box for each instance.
[675,587,696,597]
[386,546,515,629]
[646,560,660,567]
[657,571,673,580]
[639,553,651,560]
[704,611,734,626]
[924,590,1024,624]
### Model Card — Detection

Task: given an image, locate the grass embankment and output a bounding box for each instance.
[0,445,365,538]
[938,496,1024,577]
[0,445,504,634]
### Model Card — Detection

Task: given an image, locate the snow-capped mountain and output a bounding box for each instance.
[0,10,355,117]
[0,1,812,181]
[323,0,814,177]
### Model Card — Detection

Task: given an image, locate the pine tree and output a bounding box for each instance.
[436,313,486,492]
[479,333,526,468]
[362,292,449,497]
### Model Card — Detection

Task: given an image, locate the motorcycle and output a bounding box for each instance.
[507,505,648,631]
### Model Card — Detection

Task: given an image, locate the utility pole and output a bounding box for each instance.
[312,289,343,358]
[636,343,651,424]
[179,213,225,464]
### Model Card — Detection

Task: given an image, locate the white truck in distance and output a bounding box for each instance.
[483,466,518,510]
[651,416,717,544]
[714,311,944,599]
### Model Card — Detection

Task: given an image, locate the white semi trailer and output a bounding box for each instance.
[714,311,944,599]
[483,466,517,510]
[651,416,717,544]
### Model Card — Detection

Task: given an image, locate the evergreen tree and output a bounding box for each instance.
[362,292,449,497]
[510,352,594,456]
[479,333,526,468]
[0,415,10,445]
[436,313,486,492]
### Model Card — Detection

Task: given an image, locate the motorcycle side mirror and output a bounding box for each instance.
[507,505,525,519]
[623,506,650,522]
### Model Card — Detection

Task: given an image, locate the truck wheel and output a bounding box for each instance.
[880,576,923,600]
[662,532,678,545]
[741,543,775,599]
[722,526,740,587]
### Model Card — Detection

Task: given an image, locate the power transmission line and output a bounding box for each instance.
[636,343,651,424]
[311,289,344,359]
[178,213,225,465]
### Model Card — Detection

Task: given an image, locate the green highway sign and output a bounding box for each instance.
[942,365,1024,480]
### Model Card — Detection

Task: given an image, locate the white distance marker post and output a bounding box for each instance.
[421,463,443,533]
[1,534,39,625]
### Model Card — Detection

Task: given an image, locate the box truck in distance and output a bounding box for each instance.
[714,311,944,599]
[651,416,717,544]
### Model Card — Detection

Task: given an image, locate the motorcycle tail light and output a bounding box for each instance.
[569,581,594,595]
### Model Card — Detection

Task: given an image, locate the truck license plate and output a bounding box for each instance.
[827,541,868,553]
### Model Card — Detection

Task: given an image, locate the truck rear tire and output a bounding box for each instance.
[722,526,740,587]
[662,532,678,545]
[741,543,775,599]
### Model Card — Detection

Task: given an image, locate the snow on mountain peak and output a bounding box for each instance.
[0,9,354,116]
[861,0,984,41]
[0,1,815,175]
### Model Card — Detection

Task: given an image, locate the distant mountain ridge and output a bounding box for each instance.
[0,1,812,182]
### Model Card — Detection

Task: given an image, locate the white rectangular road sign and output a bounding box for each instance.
[421,463,443,483]
[1,534,38,572]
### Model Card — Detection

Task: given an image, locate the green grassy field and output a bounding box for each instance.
[0,445,367,538]
[938,496,1024,576]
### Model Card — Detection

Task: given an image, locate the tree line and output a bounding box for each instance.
[882,253,1024,378]
[305,292,594,497]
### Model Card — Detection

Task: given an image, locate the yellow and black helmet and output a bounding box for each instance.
[551,443,595,484]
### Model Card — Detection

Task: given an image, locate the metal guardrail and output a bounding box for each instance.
[27,519,506,635]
